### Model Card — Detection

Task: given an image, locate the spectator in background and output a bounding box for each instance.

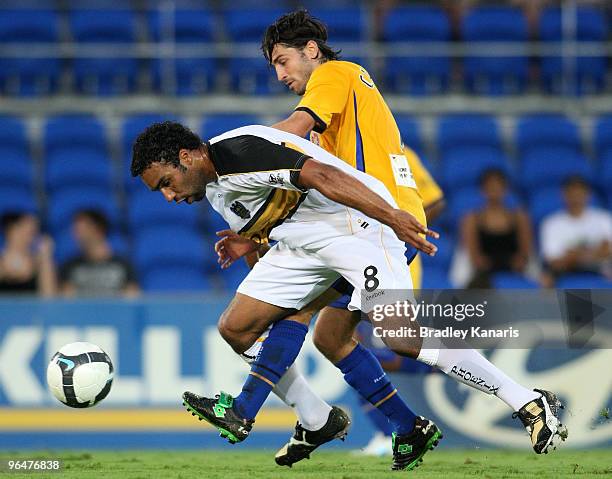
[0,212,57,296]
[61,209,139,297]
[461,169,533,287]
[541,176,612,283]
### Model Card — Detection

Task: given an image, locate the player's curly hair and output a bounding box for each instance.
[262,9,341,65]
[131,121,202,177]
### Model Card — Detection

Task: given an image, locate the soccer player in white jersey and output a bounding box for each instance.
[131,121,566,471]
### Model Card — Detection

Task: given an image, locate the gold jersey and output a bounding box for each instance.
[296,61,443,288]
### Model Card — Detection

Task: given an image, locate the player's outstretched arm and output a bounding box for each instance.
[297,159,439,256]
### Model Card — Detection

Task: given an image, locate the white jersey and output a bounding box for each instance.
[205,125,398,250]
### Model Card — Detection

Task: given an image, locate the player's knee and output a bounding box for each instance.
[218,314,249,354]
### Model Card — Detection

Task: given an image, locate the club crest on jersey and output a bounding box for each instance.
[230,201,251,219]
[269,173,285,186]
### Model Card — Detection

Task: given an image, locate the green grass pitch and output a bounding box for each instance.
[1,449,610,478]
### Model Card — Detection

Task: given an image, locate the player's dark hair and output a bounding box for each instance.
[1,211,31,233]
[74,209,109,236]
[262,9,341,64]
[131,121,202,177]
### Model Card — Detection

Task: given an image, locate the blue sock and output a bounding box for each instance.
[358,395,394,436]
[233,320,308,420]
[336,344,416,435]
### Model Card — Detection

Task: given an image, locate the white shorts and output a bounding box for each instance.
[236,223,413,313]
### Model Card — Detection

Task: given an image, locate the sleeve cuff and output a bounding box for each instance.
[295,107,327,133]
[289,155,312,191]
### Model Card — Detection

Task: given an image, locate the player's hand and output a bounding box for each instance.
[389,210,439,256]
[214,230,261,269]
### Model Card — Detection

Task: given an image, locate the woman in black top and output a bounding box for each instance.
[461,169,533,287]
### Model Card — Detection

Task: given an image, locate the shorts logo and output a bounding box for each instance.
[230,201,251,219]
[268,173,285,186]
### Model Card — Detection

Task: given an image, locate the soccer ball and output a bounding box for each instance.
[46,342,114,408]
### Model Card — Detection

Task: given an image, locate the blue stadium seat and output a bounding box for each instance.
[421,235,454,271]
[45,151,112,194]
[0,116,29,155]
[122,114,179,156]
[142,265,212,292]
[310,8,363,42]
[0,187,37,217]
[440,147,509,193]
[539,7,607,94]
[445,187,520,232]
[599,151,612,204]
[383,6,451,95]
[521,148,592,191]
[0,153,34,191]
[594,115,612,158]
[44,115,107,156]
[149,9,216,95]
[201,114,259,140]
[462,7,528,95]
[421,266,452,289]
[491,272,538,289]
[127,186,201,230]
[47,189,120,234]
[395,115,424,156]
[133,226,212,279]
[556,273,612,289]
[0,10,61,95]
[225,8,286,94]
[515,115,581,156]
[219,261,250,291]
[69,9,138,95]
[437,114,501,154]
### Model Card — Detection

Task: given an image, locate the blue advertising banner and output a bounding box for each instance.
[0,298,610,450]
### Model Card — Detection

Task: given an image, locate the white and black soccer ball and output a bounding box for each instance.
[46,342,114,408]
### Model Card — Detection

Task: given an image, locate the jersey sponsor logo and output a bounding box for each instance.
[230,201,251,219]
[268,173,285,186]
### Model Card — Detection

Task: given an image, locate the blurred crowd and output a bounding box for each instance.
[0,209,139,297]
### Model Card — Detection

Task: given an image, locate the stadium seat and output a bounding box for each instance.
[69,9,138,95]
[45,151,112,194]
[437,114,501,154]
[133,226,212,278]
[0,116,29,155]
[383,6,451,95]
[539,7,607,94]
[556,273,612,289]
[47,189,120,234]
[0,153,34,192]
[225,8,286,94]
[55,229,129,267]
[445,187,520,231]
[421,235,454,271]
[0,10,61,95]
[142,265,212,292]
[490,272,538,289]
[218,261,250,291]
[310,8,363,42]
[598,151,612,203]
[149,9,217,95]
[462,7,528,95]
[127,186,201,230]
[520,148,592,191]
[122,114,179,156]
[440,147,509,193]
[201,114,259,140]
[515,115,581,156]
[44,115,107,156]
[395,115,424,156]
[0,187,37,217]
[594,115,612,158]
[421,266,453,289]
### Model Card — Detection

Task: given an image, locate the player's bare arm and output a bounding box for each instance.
[272,110,315,138]
[298,158,439,256]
